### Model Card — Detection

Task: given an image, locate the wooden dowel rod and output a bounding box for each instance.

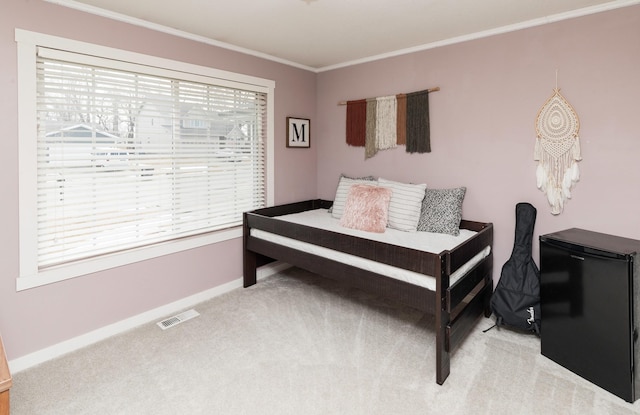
[337,87,440,105]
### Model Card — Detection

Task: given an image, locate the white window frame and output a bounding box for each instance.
[16,29,275,291]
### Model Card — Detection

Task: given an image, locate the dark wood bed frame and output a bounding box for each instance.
[243,199,493,385]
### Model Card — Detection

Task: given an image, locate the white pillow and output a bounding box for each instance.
[328,174,376,213]
[331,176,378,219]
[378,178,427,231]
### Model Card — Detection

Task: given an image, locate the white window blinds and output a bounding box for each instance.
[35,47,267,270]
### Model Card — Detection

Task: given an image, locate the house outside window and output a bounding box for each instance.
[16,29,275,290]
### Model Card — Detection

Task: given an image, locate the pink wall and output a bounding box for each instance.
[316,6,640,287]
[2,0,639,363]
[0,0,317,360]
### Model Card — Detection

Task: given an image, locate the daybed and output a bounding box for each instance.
[243,198,493,385]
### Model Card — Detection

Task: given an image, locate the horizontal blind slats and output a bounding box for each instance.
[36,53,266,269]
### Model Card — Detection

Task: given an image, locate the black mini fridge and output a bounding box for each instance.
[540,228,640,402]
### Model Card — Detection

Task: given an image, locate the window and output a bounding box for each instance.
[16,30,275,290]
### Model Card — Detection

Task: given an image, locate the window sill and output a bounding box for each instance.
[17,227,242,291]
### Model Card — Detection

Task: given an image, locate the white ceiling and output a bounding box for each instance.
[50,0,638,71]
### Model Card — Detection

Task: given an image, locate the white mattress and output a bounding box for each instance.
[250,209,490,291]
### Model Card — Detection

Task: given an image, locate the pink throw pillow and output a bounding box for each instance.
[340,184,392,233]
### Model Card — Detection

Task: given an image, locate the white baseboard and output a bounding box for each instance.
[9,261,291,373]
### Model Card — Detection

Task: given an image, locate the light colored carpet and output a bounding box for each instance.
[10,267,640,414]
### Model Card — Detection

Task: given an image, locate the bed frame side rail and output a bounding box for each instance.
[445,254,493,347]
[250,199,333,218]
[245,204,475,277]
[436,221,493,383]
[243,199,332,286]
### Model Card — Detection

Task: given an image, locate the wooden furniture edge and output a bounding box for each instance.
[0,335,11,415]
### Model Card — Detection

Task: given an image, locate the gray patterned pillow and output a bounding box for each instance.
[417,187,466,235]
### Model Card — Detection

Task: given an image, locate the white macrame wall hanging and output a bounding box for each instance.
[534,86,581,215]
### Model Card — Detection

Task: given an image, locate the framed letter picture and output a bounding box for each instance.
[286,117,310,148]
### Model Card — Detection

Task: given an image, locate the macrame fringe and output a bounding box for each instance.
[346,99,367,147]
[375,95,397,151]
[343,89,432,158]
[406,90,431,153]
[534,136,581,215]
[396,94,407,145]
[534,87,581,214]
[365,98,378,159]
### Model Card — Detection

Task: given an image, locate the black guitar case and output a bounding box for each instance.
[490,202,541,335]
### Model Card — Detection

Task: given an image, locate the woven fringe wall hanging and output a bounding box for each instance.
[342,87,438,159]
[375,95,398,152]
[534,87,582,215]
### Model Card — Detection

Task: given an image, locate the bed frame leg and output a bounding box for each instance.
[483,274,493,317]
[243,250,257,287]
[435,311,451,385]
[435,255,451,385]
[243,212,257,287]
[435,268,451,384]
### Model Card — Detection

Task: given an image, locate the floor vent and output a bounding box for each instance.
[157,309,200,330]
